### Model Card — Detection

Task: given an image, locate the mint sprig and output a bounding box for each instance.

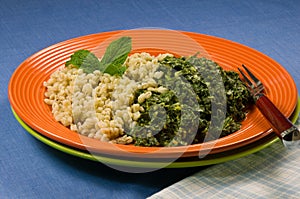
[65,36,132,76]
[99,36,131,76]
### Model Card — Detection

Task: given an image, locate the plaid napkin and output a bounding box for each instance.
[149,117,300,199]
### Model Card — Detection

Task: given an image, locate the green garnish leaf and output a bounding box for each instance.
[99,36,132,76]
[65,37,132,75]
[65,49,100,74]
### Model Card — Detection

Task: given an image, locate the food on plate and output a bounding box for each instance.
[43,37,252,147]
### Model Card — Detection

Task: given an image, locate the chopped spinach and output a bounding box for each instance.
[128,55,252,147]
[129,90,180,146]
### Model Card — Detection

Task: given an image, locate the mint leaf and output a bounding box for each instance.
[65,37,132,75]
[66,49,90,67]
[81,53,101,73]
[99,37,132,76]
[65,49,100,74]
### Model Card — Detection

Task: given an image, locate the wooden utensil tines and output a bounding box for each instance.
[238,65,300,148]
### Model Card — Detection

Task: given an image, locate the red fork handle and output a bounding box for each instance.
[255,93,293,139]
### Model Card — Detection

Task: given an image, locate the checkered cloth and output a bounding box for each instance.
[149,117,300,199]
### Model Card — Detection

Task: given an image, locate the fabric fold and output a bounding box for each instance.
[149,118,300,199]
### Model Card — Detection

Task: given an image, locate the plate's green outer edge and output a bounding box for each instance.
[11,98,300,168]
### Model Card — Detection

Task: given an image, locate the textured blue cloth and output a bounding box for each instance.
[149,120,300,199]
[1,0,300,198]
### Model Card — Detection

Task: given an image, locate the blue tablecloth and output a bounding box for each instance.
[1,0,299,198]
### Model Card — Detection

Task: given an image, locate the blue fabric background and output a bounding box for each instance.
[1,0,299,198]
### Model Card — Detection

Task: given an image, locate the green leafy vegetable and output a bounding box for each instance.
[129,90,181,146]
[130,88,200,147]
[65,37,132,76]
[129,55,253,147]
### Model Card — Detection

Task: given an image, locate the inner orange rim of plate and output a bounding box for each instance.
[8,29,298,158]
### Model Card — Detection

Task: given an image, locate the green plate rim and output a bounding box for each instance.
[11,98,299,168]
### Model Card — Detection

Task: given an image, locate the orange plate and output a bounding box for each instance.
[8,29,298,159]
